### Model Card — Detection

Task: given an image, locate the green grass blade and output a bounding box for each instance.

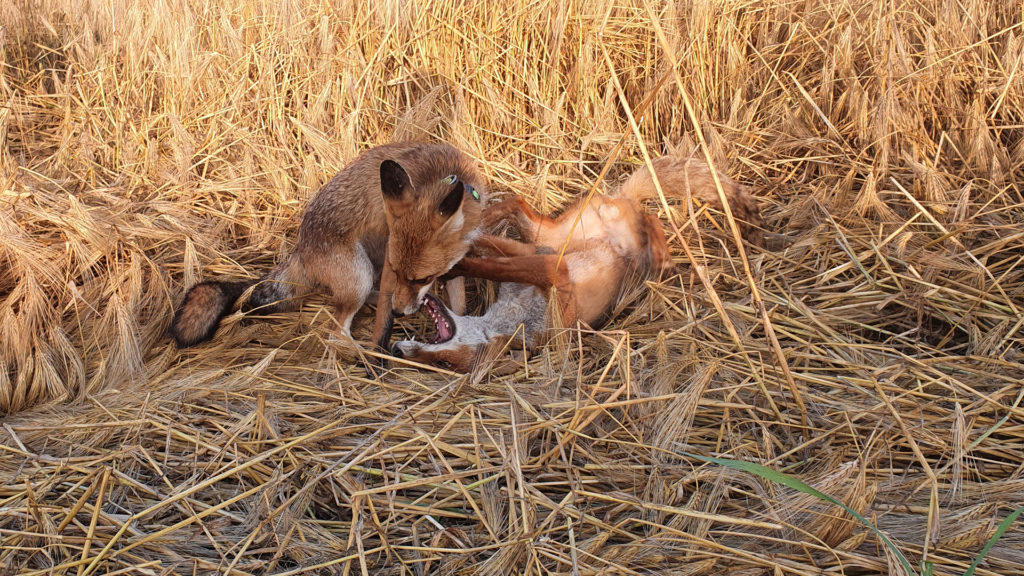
[685,452,918,576]
[963,505,1024,576]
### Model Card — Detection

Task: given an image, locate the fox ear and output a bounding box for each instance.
[380,160,411,200]
[438,181,464,218]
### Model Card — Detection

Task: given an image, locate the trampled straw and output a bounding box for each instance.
[2,0,1022,574]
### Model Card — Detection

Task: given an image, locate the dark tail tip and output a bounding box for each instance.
[170,281,252,347]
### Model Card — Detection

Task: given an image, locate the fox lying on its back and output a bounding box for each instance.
[392,156,763,372]
[170,142,488,351]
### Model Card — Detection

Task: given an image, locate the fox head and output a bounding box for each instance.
[390,294,501,373]
[391,283,547,373]
[379,149,486,316]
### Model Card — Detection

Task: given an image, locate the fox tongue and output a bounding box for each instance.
[430,321,452,344]
[424,296,453,344]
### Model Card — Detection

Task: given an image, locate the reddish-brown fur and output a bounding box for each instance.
[170,281,251,347]
[170,142,487,351]
[393,155,763,372]
[458,155,762,326]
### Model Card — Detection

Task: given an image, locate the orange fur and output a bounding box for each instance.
[170,142,488,352]
[393,156,762,372]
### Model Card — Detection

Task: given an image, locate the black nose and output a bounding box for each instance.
[390,343,404,358]
[391,309,406,318]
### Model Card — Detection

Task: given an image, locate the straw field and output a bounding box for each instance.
[2,0,1023,574]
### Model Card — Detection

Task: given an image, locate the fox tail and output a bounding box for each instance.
[170,257,308,347]
[170,281,254,347]
[618,155,763,244]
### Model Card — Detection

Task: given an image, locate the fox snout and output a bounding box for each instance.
[391,281,433,316]
[391,300,421,317]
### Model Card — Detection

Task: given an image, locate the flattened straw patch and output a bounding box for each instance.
[1,0,1023,574]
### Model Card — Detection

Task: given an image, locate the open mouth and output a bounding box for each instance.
[422,294,455,344]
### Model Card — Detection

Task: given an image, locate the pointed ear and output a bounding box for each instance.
[438,181,464,218]
[380,160,411,201]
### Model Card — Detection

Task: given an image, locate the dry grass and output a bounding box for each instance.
[2,0,1023,573]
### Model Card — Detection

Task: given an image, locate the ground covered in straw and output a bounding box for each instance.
[2,0,1023,574]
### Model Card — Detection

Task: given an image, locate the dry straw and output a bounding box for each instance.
[2,0,1023,574]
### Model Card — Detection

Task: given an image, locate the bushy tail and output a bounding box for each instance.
[170,257,309,347]
[619,156,763,244]
[170,280,254,347]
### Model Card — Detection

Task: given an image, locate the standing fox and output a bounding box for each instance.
[170,142,487,351]
[391,156,762,372]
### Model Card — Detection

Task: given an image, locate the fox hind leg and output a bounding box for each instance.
[311,245,376,341]
[643,212,674,275]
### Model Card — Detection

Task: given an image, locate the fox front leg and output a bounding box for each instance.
[481,196,531,229]
[437,234,538,286]
[368,260,397,377]
[452,254,577,327]
[444,276,467,316]
[469,234,538,258]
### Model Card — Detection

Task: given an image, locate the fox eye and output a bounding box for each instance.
[409,276,433,286]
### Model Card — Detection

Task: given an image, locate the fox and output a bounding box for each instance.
[390,155,762,373]
[170,142,488,353]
